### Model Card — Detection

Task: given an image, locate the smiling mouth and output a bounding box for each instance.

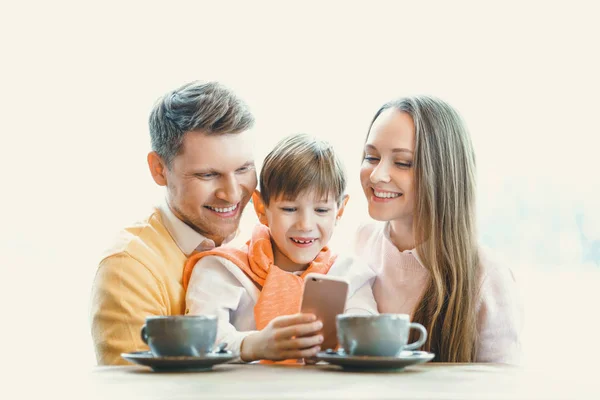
[204,203,239,213]
[290,237,317,245]
[372,189,402,199]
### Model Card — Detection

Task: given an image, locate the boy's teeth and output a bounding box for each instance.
[374,191,401,198]
[291,238,316,244]
[208,204,238,213]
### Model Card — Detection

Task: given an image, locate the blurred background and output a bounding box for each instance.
[1,0,598,373]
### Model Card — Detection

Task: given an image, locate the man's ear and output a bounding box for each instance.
[336,195,350,222]
[148,151,168,186]
[252,190,269,226]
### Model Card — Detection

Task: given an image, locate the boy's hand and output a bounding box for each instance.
[240,313,323,362]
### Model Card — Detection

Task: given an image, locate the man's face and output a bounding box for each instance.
[163,130,257,245]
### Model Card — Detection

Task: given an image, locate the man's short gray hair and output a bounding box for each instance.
[149,80,255,167]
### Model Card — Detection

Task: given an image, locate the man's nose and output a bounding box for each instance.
[216,176,242,203]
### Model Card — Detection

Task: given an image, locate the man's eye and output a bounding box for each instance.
[197,173,216,179]
[236,166,249,173]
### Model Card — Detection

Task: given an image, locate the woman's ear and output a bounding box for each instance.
[336,195,350,222]
[252,190,269,226]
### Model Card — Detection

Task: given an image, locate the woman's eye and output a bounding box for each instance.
[395,162,412,168]
[364,156,379,163]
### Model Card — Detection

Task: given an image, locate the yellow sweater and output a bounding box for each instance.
[90,208,187,365]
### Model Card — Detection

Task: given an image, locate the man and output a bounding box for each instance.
[90,81,258,365]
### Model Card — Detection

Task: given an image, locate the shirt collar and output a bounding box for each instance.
[158,200,237,256]
[384,222,425,266]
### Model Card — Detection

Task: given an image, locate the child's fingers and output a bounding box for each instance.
[271,313,317,328]
[273,320,323,340]
[281,345,321,360]
[277,334,323,350]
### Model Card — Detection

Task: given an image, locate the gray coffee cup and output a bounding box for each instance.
[141,315,218,357]
[336,314,427,357]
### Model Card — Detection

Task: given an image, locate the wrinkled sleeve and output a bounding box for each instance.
[329,256,379,315]
[476,261,524,364]
[185,256,257,357]
[90,254,167,365]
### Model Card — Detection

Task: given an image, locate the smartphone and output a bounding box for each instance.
[300,273,349,350]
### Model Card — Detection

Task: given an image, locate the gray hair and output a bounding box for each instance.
[149,80,255,167]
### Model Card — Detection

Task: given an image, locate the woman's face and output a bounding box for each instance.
[360,108,416,224]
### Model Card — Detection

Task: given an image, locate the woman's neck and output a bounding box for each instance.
[388,219,416,252]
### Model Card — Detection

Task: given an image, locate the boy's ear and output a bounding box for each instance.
[252,190,269,226]
[336,195,350,222]
[147,151,167,186]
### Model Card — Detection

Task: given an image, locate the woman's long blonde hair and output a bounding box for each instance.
[368,96,479,362]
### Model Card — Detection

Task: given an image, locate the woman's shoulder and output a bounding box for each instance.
[477,246,519,289]
[475,246,522,314]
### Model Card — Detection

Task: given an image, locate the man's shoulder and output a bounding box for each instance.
[99,207,180,267]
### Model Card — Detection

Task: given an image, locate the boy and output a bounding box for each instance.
[182,134,377,362]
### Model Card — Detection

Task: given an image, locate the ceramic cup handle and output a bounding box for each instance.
[140,325,149,344]
[404,322,428,350]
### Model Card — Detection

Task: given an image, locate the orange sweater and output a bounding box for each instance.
[183,224,337,331]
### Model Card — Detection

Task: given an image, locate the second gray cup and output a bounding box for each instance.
[336,314,427,357]
[141,315,217,357]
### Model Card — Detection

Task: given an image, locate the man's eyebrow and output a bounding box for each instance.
[237,161,255,169]
[191,161,255,174]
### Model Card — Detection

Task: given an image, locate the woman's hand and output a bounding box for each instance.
[240,313,323,362]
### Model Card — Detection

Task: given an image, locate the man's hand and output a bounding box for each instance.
[240,313,323,362]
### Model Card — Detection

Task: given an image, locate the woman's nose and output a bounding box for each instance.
[370,162,391,184]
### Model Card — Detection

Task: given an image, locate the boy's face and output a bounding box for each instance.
[262,190,347,272]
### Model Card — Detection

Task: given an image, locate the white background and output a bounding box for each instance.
[1,0,599,379]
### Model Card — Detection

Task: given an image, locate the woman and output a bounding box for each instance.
[356,96,522,363]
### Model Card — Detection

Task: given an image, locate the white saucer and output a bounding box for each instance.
[316,350,435,370]
[121,351,237,372]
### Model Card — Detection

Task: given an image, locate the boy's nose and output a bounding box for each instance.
[296,213,313,231]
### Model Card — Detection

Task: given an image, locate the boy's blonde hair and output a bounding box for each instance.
[260,133,346,206]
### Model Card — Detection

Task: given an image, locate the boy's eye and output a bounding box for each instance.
[281,207,297,212]
[315,208,330,214]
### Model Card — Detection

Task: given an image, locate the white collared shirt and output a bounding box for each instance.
[158,200,251,255]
